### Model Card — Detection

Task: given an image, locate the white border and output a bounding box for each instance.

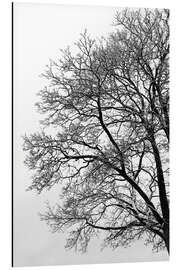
[0,0,179,269]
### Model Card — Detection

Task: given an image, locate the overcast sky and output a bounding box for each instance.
[13,3,168,267]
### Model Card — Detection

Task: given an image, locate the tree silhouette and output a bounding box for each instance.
[23,8,169,254]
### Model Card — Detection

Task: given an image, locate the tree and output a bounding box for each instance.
[23,8,169,254]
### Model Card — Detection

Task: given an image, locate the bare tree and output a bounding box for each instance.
[23,8,169,254]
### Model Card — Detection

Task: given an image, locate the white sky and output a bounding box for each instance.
[13,3,168,267]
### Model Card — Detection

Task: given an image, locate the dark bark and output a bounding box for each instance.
[150,137,169,224]
[163,224,169,254]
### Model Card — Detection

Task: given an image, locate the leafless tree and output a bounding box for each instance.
[23,8,169,254]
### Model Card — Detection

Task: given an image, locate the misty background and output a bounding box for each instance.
[13,3,168,266]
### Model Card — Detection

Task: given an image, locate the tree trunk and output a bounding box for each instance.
[163,224,169,254]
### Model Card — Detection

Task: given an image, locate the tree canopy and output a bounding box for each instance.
[23,8,169,254]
